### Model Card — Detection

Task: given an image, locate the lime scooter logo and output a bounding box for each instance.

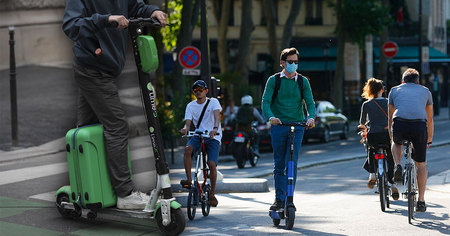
[147,83,158,118]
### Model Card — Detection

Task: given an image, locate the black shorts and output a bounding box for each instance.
[392,118,428,162]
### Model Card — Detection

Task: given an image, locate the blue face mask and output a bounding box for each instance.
[285,62,298,74]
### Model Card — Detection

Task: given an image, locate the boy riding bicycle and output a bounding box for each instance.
[180,80,222,207]
[388,68,434,212]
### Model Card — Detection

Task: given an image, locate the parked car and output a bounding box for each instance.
[303,101,349,143]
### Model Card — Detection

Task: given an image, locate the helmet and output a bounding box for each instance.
[241,95,253,105]
[191,80,207,90]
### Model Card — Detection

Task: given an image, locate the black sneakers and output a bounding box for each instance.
[393,164,403,184]
[270,199,285,211]
[416,201,427,212]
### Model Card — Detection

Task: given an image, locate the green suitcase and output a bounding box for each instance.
[65,124,129,209]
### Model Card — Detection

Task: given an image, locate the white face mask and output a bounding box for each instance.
[285,62,298,74]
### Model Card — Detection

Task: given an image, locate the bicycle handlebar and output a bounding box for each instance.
[182,130,220,138]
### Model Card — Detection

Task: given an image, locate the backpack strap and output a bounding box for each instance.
[194,98,210,129]
[271,72,281,102]
[271,72,304,102]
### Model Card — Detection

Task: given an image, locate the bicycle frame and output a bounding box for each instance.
[193,133,209,199]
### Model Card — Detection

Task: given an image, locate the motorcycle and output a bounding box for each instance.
[232,121,260,169]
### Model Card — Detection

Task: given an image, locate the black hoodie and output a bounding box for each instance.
[63,0,158,77]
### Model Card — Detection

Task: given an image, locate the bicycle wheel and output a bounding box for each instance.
[407,166,414,224]
[378,173,386,212]
[202,184,211,216]
[187,186,198,220]
[383,160,390,209]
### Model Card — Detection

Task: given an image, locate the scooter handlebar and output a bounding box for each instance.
[109,17,161,29]
[278,121,307,127]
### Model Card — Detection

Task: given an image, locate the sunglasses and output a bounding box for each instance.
[193,88,205,93]
[285,60,298,64]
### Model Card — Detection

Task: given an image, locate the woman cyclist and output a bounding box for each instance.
[359,78,399,200]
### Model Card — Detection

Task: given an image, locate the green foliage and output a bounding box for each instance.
[338,0,392,48]
[161,0,182,52]
[156,74,191,141]
[213,72,258,105]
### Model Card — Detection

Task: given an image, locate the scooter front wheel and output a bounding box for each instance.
[285,206,295,230]
[155,207,186,236]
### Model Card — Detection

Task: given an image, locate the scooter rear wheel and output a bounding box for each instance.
[273,218,280,226]
[233,142,247,169]
[56,193,81,219]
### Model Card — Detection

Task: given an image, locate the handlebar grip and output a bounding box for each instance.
[110,21,119,28]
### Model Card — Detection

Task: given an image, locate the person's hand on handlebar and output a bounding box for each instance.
[269,117,282,125]
[151,10,167,27]
[306,118,315,128]
[108,15,129,29]
[180,127,188,136]
[209,128,218,139]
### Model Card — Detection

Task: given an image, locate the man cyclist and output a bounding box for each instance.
[235,95,266,155]
[262,48,315,211]
[180,80,222,207]
[388,68,434,212]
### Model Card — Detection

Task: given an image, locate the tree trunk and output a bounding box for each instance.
[172,0,200,97]
[378,0,389,86]
[281,0,302,49]
[213,0,231,73]
[333,0,345,109]
[235,0,254,87]
[262,0,278,73]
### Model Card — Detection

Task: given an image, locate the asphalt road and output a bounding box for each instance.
[175,144,450,235]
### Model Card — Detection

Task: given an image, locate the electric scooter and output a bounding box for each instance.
[269,121,306,230]
[55,18,185,236]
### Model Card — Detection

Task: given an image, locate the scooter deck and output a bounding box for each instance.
[269,209,285,219]
[100,208,153,219]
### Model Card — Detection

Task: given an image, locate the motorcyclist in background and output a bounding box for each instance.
[235,95,266,155]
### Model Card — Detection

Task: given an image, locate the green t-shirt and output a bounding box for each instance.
[261,73,316,122]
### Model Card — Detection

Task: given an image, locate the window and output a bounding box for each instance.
[305,0,323,25]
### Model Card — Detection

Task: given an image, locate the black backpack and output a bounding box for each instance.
[271,72,304,102]
[235,104,254,125]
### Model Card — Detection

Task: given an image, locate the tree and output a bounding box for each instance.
[281,0,302,50]
[262,0,279,73]
[330,0,391,109]
[162,0,200,98]
[212,0,232,73]
[234,0,254,85]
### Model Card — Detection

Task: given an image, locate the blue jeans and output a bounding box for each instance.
[187,136,220,165]
[270,125,305,201]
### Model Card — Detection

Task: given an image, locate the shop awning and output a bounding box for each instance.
[374,46,450,63]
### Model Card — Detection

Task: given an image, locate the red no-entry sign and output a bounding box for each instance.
[179,46,201,69]
[382,41,399,58]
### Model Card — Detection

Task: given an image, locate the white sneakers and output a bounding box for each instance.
[117,191,150,210]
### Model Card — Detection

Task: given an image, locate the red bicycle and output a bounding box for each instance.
[182,130,213,220]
